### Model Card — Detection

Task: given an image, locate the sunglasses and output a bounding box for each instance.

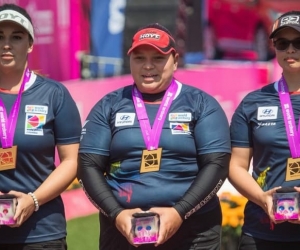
[273,38,300,51]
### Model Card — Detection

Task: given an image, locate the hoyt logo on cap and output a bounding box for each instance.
[139,33,161,40]
[127,28,176,55]
[270,15,300,39]
[0,9,34,40]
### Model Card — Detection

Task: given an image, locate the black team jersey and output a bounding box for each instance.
[0,73,81,243]
[231,81,300,241]
[79,80,231,214]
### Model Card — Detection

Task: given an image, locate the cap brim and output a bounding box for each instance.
[0,21,34,41]
[127,42,175,55]
[270,25,300,39]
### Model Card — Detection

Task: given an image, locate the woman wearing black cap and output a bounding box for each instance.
[78,23,231,249]
[0,3,81,250]
[229,10,300,250]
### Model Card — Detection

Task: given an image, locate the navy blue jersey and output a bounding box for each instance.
[79,80,231,213]
[230,81,300,241]
[0,73,81,243]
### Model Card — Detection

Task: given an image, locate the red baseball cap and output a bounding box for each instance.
[127,26,176,55]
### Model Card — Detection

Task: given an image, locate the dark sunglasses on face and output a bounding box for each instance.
[273,38,300,51]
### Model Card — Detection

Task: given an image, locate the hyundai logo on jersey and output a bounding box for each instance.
[115,113,135,126]
[257,106,278,120]
[262,109,273,115]
[120,115,131,120]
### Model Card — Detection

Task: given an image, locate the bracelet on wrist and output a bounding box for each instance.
[28,192,39,211]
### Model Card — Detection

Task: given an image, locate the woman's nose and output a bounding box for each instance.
[1,39,11,49]
[286,42,296,53]
[143,59,154,69]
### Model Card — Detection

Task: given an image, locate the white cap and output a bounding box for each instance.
[0,9,34,40]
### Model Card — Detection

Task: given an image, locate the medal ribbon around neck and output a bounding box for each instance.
[132,78,178,150]
[278,76,300,158]
[0,68,31,148]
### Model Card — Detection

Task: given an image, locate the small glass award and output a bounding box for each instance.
[0,194,17,225]
[273,187,299,221]
[132,212,160,244]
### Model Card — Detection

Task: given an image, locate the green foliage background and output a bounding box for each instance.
[67,213,99,250]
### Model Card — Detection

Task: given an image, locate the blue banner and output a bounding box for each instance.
[90,0,126,77]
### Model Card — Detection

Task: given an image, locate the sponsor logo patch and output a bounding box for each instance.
[24,113,46,135]
[257,106,278,120]
[169,113,192,122]
[115,113,135,127]
[170,122,190,134]
[25,105,48,114]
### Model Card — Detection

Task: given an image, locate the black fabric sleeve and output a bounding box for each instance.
[77,153,124,222]
[173,152,230,220]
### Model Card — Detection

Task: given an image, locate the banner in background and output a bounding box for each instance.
[1,0,90,81]
[90,0,126,77]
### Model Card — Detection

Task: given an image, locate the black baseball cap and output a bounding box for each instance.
[269,13,300,39]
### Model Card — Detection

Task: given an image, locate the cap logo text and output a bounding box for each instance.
[280,16,300,27]
[0,13,28,27]
[139,33,160,40]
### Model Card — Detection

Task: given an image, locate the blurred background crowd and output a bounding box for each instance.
[2,0,298,82]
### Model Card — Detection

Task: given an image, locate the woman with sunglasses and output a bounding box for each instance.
[228,10,300,250]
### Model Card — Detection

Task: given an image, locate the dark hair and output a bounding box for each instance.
[0,3,33,42]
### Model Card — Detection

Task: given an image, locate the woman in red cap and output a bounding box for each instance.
[78,23,231,249]
[229,10,300,250]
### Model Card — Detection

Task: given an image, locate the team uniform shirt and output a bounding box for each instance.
[80,80,231,214]
[0,73,81,244]
[230,81,300,241]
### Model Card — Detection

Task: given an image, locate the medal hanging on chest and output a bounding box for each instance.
[0,145,17,171]
[140,148,162,173]
[0,68,31,171]
[286,157,300,181]
[132,79,178,173]
[278,77,300,181]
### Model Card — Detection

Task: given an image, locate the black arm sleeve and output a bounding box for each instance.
[77,153,124,222]
[173,152,230,220]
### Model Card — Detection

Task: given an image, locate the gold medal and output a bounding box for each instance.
[140,148,162,173]
[285,157,300,181]
[0,145,17,171]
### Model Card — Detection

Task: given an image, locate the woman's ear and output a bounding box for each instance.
[173,53,179,70]
[28,41,33,53]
